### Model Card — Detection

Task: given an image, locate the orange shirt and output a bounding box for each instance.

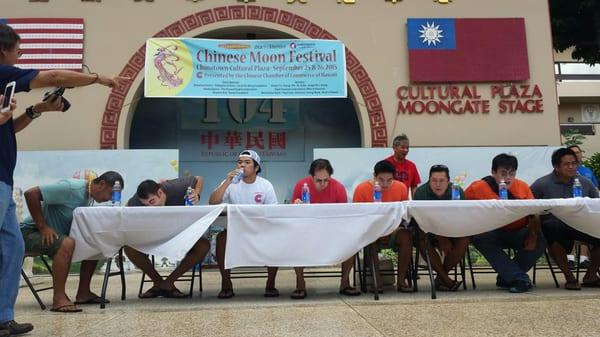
[353,180,409,203]
[465,178,534,231]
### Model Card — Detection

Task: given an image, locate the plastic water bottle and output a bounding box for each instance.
[184,186,194,206]
[232,169,244,184]
[373,181,382,202]
[572,178,583,198]
[111,181,122,206]
[301,182,311,204]
[451,184,461,200]
[498,180,508,200]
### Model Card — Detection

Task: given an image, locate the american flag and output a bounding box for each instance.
[0,18,84,70]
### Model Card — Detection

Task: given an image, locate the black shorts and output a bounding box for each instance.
[542,219,600,252]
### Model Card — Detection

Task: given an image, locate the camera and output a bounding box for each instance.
[42,87,71,112]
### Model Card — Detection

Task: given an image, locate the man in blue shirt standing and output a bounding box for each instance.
[0,23,127,335]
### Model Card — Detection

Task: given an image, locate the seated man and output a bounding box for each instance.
[531,147,600,290]
[209,150,278,299]
[290,159,355,299]
[125,176,208,299]
[413,164,469,291]
[465,153,545,293]
[20,171,124,312]
[353,160,412,292]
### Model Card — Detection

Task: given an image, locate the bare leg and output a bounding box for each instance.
[216,231,232,292]
[444,237,470,273]
[266,267,278,289]
[124,246,163,287]
[548,242,578,285]
[163,238,210,289]
[339,256,356,289]
[294,267,306,291]
[396,229,413,289]
[75,260,99,301]
[51,237,76,309]
[582,246,600,283]
[419,235,453,286]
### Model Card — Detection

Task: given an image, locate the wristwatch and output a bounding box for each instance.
[25,105,42,119]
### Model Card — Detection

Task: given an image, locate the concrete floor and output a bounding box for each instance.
[14,267,600,337]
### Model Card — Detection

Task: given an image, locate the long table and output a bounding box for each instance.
[68,198,600,303]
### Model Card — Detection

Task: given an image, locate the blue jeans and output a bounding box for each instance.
[472,227,545,284]
[0,182,24,322]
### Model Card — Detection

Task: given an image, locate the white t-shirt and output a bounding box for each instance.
[223,176,278,205]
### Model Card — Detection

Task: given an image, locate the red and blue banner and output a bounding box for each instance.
[407,18,529,83]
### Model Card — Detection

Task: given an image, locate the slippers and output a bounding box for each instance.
[160,288,188,299]
[564,281,581,291]
[290,289,307,300]
[50,304,82,313]
[581,279,600,288]
[397,284,414,293]
[339,286,361,296]
[74,296,109,305]
[218,288,235,299]
[139,287,161,299]
[264,287,280,298]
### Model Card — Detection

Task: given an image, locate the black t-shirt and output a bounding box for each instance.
[0,64,39,187]
[127,176,197,206]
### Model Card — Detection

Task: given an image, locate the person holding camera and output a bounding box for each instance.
[0,23,128,334]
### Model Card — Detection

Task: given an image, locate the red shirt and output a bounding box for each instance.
[292,176,347,203]
[385,155,421,189]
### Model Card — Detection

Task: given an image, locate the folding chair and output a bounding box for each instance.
[21,254,53,310]
[99,248,127,309]
[138,255,203,299]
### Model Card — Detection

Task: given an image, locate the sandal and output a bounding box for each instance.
[74,296,110,305]
[290,289,307,300]
[264,287,280,298]
[581,278,600,288]
[339,286,361,296]
[50,304,82,313]
[218,288,235,299]
[564,280,581,291]
[160,288,188,298]
[139,287,161,299]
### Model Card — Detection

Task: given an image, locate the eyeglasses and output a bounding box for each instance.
[314,178,329,184]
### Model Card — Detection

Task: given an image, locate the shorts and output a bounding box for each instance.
[542,219,600,252]
[21,227,67,257]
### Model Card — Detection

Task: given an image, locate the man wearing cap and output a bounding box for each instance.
[209,150,279,299]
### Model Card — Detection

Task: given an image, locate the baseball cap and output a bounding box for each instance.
[239,149,261,168]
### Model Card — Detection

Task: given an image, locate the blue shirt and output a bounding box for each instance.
[0,64,39,187]
[577,165,598,188]
[21,179,90,235]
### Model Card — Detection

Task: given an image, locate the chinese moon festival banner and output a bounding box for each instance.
[145,38,347,99]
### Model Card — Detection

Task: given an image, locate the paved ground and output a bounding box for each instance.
[14,267,600,337]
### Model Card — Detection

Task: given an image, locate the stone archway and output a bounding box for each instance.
[100,5,387,149]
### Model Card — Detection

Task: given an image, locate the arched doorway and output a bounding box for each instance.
[129,27,361,201]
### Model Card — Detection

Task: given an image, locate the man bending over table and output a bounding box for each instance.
[126,176,208,299]
[352,160,413,292]
[20,171,123,312]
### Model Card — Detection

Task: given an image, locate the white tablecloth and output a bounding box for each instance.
[224,202,407,269]
[69,199,600,266]
[70,205,225,262]
[408,198,600,238]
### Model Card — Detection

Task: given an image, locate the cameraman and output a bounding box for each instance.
[0,23,128,335]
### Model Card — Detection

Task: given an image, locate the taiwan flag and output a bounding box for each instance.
[407,18,529,83]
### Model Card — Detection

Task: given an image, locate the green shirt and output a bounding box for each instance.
[21,179,90,235]
[413,182,464,201]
